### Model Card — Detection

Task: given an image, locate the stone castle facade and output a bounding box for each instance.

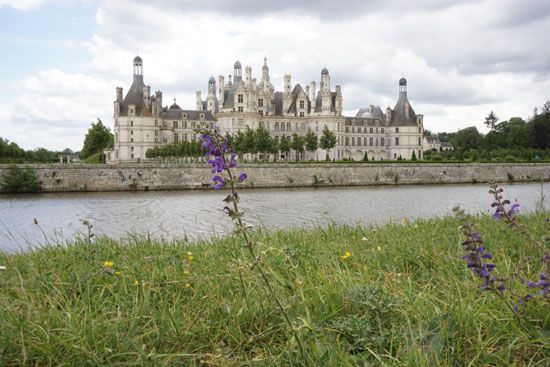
[106,56,424,162]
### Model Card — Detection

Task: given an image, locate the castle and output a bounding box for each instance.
[106,56,424,162]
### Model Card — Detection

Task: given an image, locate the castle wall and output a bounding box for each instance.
[1,163,548,193]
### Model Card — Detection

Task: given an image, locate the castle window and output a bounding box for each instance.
[154,119,158,127]
[238,94,243,103]
[155,130,158,136]
[345,126,349,133]
[395,137,399,146]
[174,133,179,142]
[154,137,158,143]
[299,100,304,109]
[130,130,133,135]
[287,122,291,131]
[173,121,178,128]
[364,137,368,146]
[131,154,134,159]
[357,137,361,146]
[381,137,385,146]
[369,137,373,146]
[130,146,134,151]
[300,112,304,117]
[419,127,422,133]
[345,137,349,146]
[352,137,355,146]
[381,128,384,133]
[153,107,157,114]
[396,127,399,133]
[191,122,196,128]
[376,128,378,134]
[238,106,243,112]
[369,127,372,133]
[183,121,187,129]
[130,138,134,143]
[275,122,279,131]
[184,133,188,141]
[258,99,263,107]
[130,109,134,114]
[259,110,263,116]
[281,123,285,132]
[130,121,134,126]
[418,137,422,146]
[182,113,187,119]
[357,127,361,133]
[376,138,379,146]
[200,113,204,120]
[352,127,355,133]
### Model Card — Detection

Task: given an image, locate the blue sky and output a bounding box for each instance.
[0,0,549,151]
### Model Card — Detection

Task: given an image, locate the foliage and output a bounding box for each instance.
[279,135,291,159]
[0,165,41,193]
[411,150,417,161]
[146,140,202,159]
[291,133,305,161]
[363,151,369,161]
[319,126,337,152]
[484,111,499,130]
[254,125,276,160]
[305,129,319,153]
[84,152,104,164]
[80,119,114,160]
[0,137,66,163]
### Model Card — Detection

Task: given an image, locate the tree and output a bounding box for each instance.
[455,126,482,151]
[80,119,113,160]
[484,111,499,130]
[528,105,550,149]
[363,151,369,161]
[411,150,417,161]
[291,133,305,161]
[319,126,337,161]
[305,129,318,157]
[278,135,291,160]
[243,127,257,159]
[254,126,274,161]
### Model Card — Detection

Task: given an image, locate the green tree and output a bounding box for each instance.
[528,104,550,149]
[363,151,369,161]
[0,166,41,193]
[455,126,482,151]
[279,135,291,160]
[254,126,274,161]
[319,126,337,161]
[484,111,498,130]
[411,150,417,161]
[305,129,318,158]
[243,127,257,158]
[291,133,305,161]
[80,119,113,160]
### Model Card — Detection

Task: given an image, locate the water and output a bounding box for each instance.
[0,182,547,252]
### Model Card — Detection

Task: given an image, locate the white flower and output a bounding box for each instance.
[361,237,368,241]
[0,266,7,270]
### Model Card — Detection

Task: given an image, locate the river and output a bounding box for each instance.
[0,182,547,252]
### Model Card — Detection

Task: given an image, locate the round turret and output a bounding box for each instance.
[234,60,242,69]
[399,77,407,86]
[321,67,329,76]
[134,56,143,64]
[169,98,181,110]
[209,76,215,84]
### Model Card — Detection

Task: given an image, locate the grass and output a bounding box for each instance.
[0,215,548,366]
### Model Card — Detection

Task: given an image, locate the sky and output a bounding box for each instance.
[0,0,549,151]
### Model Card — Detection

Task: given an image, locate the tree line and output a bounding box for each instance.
[146,126,337,161]
[426,101,550,161]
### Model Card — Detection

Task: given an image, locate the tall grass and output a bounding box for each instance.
[0,215,548,366]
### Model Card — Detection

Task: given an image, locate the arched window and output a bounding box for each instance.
[275,122,279,131]
[287,122,291,131]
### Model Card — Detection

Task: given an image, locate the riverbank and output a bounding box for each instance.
[0,214,548,365]
[1,162,549,192]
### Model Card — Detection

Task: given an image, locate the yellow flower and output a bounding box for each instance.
[114,271,122,277]
[185,283,191,289]
[340,251,351,260]
[187,255,194,262]
[103,261,114,268]
[133,280,139,286]
[377,246,382,251]
[183,269,191,276]
[186,251,193,256]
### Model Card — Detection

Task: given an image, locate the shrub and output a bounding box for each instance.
[431,154,443,161]
[0,165,41,193]
[504,155,518,162]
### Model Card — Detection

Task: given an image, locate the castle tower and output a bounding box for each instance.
[206,76,218,113]
[262,57,270,81]
[133,56,143,82]
[283,74,292,114]
[234,60,242,83]
[321,68,331,114]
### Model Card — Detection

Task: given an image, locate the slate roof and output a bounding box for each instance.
[162,107,216,121]
[344,117,382,126]
[121,75,147,115]
[356,106,384,119]
[390,92,417,126]
[273,92,283,116]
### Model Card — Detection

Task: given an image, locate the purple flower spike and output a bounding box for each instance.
[238,173,248,183]
[212,175,225,190]
[510,203,520,215]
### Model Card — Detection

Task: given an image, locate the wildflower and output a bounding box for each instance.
[212,175,225,190]
[187,251,193,256]
[114,271,122,277]
[340,251,351,260]
[377,246,382,251]
[238,173,248,183]
[361,237,367,241]
[133,280,139,286]
[103,261,114,268]
[0,265,6,270]
[184,269,191,276]
[188,255,194,262]
[185,283,192,289]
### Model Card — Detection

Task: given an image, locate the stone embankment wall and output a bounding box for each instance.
[0,163,549,193]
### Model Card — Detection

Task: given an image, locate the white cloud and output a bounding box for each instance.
[0,0,48,11]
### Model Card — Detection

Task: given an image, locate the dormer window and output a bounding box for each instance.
[237,94,243,103]
[299,100,304,109]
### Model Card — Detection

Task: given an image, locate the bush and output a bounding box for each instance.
[504,155,518,162]
[431,154,443,161]
[0,165,41,193]
[84,152,104,164]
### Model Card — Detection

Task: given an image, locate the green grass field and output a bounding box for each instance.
[0,215,548,366]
